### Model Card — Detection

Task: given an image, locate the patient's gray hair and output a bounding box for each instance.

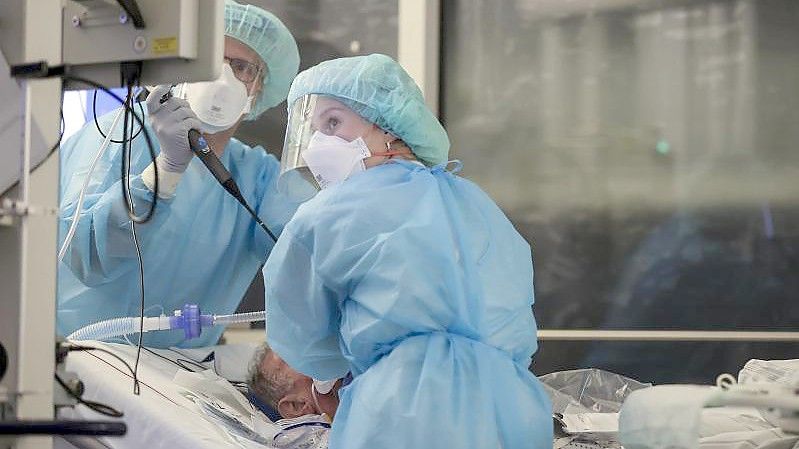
[247,343,295,412]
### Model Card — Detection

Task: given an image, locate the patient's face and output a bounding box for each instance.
[261,351,340,419]
[266,350,313,392]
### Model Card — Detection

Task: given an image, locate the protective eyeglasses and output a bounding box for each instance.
[224,56,263,84]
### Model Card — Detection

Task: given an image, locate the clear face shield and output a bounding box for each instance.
[277,94,324,202]
[278,94,410,201]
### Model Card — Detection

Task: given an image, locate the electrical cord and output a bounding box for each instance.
[238,192,277,243]
[140,347,209,373]
[39,107,65,166]
[168,347,218,373]
[186,130,278,242]
[121,331,213,374]
[122,332,212,374]
[48,108,64,150]
[5,108,64,191]
[65,345,137,378]
[62,74,159,224]
[54,373,124,418]
[79,348,180,407]
[92,89,145,143]
[121,84,145,397]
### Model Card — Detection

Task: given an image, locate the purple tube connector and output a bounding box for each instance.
[168,304,214,340]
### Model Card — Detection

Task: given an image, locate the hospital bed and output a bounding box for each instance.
[54,339,799,449]
[55,341,279,449]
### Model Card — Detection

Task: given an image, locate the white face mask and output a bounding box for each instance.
[180,63,254,134]
[302,131,372,189]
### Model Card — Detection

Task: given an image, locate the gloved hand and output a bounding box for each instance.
[145,85,203,173]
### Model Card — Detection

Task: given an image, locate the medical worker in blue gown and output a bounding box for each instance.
[264,54,553,449]
[57,1,300,348]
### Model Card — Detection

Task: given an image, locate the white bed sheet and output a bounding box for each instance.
[55,341,278,449]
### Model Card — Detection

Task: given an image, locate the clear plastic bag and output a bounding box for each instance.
[738,359,799,387]
[540,368,652,415]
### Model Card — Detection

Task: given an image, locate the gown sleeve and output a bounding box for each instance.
[263,226,350,381]
[59,111,174,286]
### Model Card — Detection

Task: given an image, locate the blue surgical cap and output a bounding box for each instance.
[225,0,300,120]
[287,54,450,166]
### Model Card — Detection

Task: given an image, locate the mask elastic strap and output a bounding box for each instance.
[310,384,324,414]
[242,81,257,116]
[241,65,261,117]
[310,383,338,417]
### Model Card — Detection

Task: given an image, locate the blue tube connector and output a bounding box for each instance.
[169,304,214,340]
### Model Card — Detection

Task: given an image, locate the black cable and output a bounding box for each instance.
[80,350,179,407]
[54,373,124,418]
[115,0,146,28]
[175,357,210,372]
[238,191,278,243]
[66,345,136,379]
[45,107,65,157]
[119,90,155,224]
[140,347,219,374]
[170,348,217,373]
[8,107,64,185]
[63,75,159,224]
[187,130,278,242]
[130,221,144,396]
[120,85,145,397]
[92,89,145,143]
[120,87,136,223]
[140,347,193,371]
[140,347,206,373]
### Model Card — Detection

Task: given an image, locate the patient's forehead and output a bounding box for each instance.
[262,351,307,382]
[263,351,288,370]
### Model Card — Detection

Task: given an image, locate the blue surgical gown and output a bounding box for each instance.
[264,160,553,448]
[58,108,299,348]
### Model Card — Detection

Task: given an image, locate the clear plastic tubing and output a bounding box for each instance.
[67,305,265,342]
[213,311,265,326]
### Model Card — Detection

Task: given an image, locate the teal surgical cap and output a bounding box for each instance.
[287,54,450,166]
[225,0,300,120]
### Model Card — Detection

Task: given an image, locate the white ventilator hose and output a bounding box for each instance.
[66,310,266,342]
[66,316,172,341]
[58,106,125,262]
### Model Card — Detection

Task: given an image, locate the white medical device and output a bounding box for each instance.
[0,2,223,448]
[709,382,799,434]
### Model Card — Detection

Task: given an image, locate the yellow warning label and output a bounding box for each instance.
[152,37,178,55]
